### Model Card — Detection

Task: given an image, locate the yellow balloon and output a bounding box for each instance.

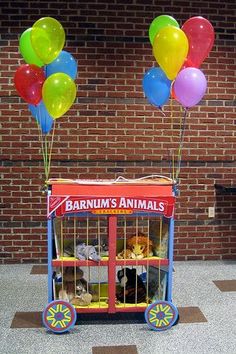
[31,17,65,64]
[42,73,76,119]
[153,26,189,80]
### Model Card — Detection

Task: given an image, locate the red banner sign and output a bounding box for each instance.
[48,195,175,218]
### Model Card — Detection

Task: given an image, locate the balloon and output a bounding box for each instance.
[31,17,65,64]
[181,57,194,70]
[173,67,207,108]
[29,101,54,134]
[149,15,179,46]
[14,64,45,105]
[45,50,77,80]
[142,67,171,107]
[19,28,44,67]
[42,73,76,119]
[153,26,189,80]
[182,16,214,68]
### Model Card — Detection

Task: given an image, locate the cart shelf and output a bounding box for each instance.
[72,302,148,313]
[52,256,169,267]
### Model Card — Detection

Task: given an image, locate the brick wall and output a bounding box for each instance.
[0,0,235,263]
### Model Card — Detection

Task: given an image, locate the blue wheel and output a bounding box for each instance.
[145,300,178,331]
[42,300,77,333]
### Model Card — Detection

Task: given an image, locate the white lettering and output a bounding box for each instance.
[119,197,127,208]
[80,200,86,209]
[65,197,166,213]
[111,198,117,208]
[86,199,94,209]
[101,199,109,208]
[65,200,73,211]
[126,199,134,208]
[137,200,146,209]
[93,199,100,208]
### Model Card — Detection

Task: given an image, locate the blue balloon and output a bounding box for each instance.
[29,101,54,134]
[142,67,171,107]
[45,50,77,80]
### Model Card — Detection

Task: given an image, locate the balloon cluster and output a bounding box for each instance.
[14,17,77,134]
[143,15,215,109]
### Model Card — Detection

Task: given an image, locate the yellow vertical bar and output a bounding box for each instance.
[135,217,138,305]
[124,216,127,306]
[146,216,150,304]
[74,217,76,296]
[60,218,64,292]
[158,218,162,299]
[98,217,101,307]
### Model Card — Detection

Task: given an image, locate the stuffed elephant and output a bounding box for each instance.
[76,243,101,261]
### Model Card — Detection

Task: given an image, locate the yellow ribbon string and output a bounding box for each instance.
[36,116,56,186]
[176,108,188,180]
[36,110,48,181]
[170,81,174,129]
[46,121,56,181]
[170,86,175,180]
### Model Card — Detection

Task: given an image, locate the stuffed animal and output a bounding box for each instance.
[92,238,109,257]
[117,248,133,259]
[117,235,153,259]
[58,267,92,306]
[149,220,169,258]
[76,243,101,261]
[116,267,146,303]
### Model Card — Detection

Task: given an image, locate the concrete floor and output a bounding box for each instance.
[0,260,236,354]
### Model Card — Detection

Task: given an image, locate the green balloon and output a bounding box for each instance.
[19,28,44,67]
[149,15,179,46]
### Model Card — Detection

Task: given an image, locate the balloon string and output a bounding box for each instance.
[175,108,188,180]
[46,121,56,181]
[36,111,55,185]
[169,84,175,180]
[170,81,174,129]
[41,137,48,182]
[44,134,48,179]
[158,106,166,117]
[37,115,47,181]
[172,150,175,181]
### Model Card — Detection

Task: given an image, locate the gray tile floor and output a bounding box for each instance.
[1,260,236,354]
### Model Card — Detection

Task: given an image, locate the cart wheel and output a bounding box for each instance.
[145,300,178,331]
[42,300,77,333]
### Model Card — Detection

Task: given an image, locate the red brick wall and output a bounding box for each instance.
[0,0,235,263]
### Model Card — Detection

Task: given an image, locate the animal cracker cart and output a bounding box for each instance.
[43,175,179,333]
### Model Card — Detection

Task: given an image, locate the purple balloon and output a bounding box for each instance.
[174,68,207,108]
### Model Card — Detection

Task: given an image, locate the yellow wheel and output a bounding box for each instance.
[43,300,76,333]
[145,300,178,331]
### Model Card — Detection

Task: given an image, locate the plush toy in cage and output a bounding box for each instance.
[116,267,147,303]
[58,267,92,306]
[117,234,153,259]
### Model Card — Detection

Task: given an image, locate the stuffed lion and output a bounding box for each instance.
[118,235,153,260]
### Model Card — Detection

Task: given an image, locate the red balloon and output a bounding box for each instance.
[14,64,45,105]
[182,16,214,68]
[181,57,194,70]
